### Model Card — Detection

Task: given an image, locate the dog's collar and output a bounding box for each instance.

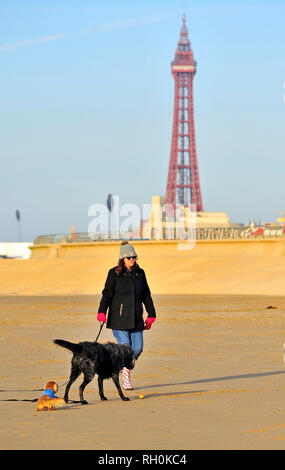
[40,389,55,399]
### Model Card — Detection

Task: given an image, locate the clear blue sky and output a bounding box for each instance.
[0,0,284,241]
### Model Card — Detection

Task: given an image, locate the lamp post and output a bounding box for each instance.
[106,194,114,240]
[15,210,22,242]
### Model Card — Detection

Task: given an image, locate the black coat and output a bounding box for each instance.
[98,264,156,331]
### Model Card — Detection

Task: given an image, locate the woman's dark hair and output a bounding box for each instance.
[114,258,125,275]
[114,241,138,275]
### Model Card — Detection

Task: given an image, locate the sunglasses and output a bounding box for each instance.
[126,256,137,260]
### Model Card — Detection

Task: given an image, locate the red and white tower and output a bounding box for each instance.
[165,15,203,211]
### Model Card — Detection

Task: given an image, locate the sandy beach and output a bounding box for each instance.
[2,0,284,453]
[1,293,285,450]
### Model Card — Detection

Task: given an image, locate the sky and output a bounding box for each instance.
[0,0,284,241]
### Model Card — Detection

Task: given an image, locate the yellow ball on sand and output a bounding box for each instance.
[139,393,145,399]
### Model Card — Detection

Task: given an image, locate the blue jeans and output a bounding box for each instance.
[112,329,144,360]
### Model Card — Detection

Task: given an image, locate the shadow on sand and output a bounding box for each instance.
[135,369,285,391]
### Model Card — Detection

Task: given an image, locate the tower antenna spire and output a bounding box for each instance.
[182,0,187,19]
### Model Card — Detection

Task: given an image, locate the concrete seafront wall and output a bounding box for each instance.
[0,238,284,296]
[29,238,285,259]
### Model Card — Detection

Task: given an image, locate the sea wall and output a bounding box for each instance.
[0,238,284,296]
[29,238,285,259]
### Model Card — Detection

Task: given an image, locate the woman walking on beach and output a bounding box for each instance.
[97,241,156,390]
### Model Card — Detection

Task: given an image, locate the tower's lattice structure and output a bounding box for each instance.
[165,15,203,211]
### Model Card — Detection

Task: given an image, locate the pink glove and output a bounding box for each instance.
[145,317,156,330]
[97,312,107,324]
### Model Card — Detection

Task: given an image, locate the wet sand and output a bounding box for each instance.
[1,294,285,450]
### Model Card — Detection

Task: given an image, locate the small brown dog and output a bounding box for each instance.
[37,381,66,411]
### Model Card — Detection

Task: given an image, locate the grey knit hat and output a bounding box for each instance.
[119,242,137,260]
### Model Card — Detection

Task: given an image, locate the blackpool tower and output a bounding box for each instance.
[165,15,203,212]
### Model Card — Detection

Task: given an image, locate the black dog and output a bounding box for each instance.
[53,340,135,404]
